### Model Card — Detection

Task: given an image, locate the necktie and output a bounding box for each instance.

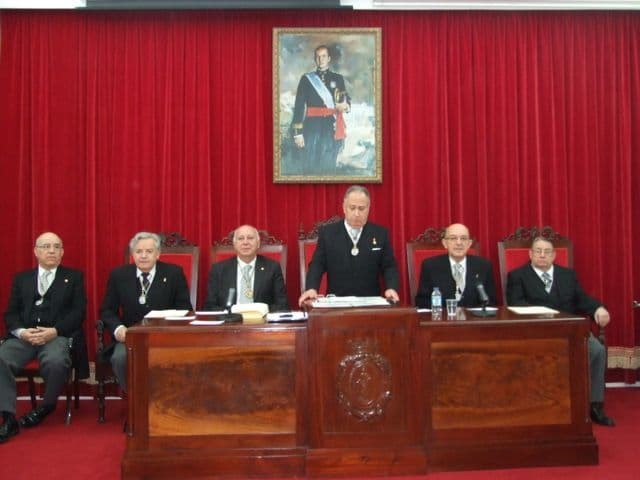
[239,265,253,303]
[141,272,150,291]
[542,272,552,293]
[39,270,52,296]
[453,263,464,300]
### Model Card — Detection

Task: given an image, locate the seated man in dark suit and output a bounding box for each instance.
[298,185,400,306]
[506,236,614,427]
[204,224,289,311]
[100,231,192,392]
[415,223,496,308]
[0,232,86,443]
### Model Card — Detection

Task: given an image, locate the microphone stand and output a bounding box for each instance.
[219,305,242,323]
[471,301,497,317]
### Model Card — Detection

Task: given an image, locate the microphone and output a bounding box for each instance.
[225,287,236,313]
[471,274,496,317]
[475,275,489,306]
[220,287,242,323]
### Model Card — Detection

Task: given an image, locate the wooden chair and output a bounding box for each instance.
[96,232,199,423]
[211,229,287,282]
[297,216,342,294]
[1,331,87,425]
[406,227,480,305]
[497,226,573,306]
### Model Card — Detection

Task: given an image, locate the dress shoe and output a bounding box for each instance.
[590,402,615,427]
[0,415,19,443]
[19,404,55,428]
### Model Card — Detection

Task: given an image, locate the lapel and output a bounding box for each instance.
[146,263,168,303]
[253,256,265,299]
[527,264,549,297]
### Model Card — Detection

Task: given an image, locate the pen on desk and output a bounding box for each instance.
[279,314,293,318]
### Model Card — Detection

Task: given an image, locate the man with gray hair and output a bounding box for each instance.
[204,225,289,312]
[299,185,400,306]
[100,231,192,392]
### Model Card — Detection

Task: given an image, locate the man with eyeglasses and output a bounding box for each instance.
[0,232,87,443]
[415,223,496,308]
[506,236,614,427]
[100,232,192,394]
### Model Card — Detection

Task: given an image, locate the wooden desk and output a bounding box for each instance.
[122,307,597,479]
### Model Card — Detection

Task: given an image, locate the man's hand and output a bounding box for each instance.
[594,307,610,327]
[114,325,128,343]
[294,134,305,148]
[298,289,318,307]
[20,327,58,346]
[384,289,400,304]
[335,101,349,113]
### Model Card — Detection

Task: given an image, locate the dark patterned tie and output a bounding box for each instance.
[542,272,552,293]
[141,272,150,291]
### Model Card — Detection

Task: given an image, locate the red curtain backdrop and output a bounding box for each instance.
[1,10,639,380]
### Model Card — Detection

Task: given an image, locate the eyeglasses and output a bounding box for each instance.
[532,248,554,256]
[445,236,471,242]
[36,243,63,251]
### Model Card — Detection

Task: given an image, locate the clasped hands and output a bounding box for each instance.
[20,326,57,346]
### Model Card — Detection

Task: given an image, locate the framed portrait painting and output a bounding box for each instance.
[273,28,382,183]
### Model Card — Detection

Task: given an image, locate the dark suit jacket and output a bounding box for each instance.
[306,221,400,297]
[415,254,497,308]
[506,262,602,315]
[100,261,193,336]
[3,265,88,378]
[203,255,289,312]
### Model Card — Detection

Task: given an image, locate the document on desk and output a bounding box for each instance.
[507,306,559,315]
[190,319,225,326]
[311,296,391,308]
[144,309,190,318]
[266,311,308,322]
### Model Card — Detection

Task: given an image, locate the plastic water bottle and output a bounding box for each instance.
[431,287,442,318]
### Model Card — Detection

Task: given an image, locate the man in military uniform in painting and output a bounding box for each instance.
[291,45,350,176]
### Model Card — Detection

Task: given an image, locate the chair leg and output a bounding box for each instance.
[97,379,106,423]
[27,375,37,410]
[73,376,80,410]
[64,389,72,426]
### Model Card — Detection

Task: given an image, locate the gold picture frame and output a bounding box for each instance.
[273,28,382,183]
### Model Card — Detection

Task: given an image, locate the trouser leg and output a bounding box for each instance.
[111,342,127,393]
[588,333,606,403]
[0,338,36,414]
[38,336,71,407]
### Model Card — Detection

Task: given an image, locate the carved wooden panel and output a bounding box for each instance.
[147,345,296,436]
[431,338,571,429]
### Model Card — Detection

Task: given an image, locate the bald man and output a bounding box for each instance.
[415,223,496,308]
[204,225,289,312]
[0,232,86,442]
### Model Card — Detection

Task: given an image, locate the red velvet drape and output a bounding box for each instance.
[1,10,639,380]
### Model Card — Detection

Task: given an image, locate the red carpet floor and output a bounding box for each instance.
[3,387,639,479]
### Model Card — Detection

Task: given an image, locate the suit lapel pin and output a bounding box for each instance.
[163,277,167,282]
[64,278,69,283]
[372,237,377,245]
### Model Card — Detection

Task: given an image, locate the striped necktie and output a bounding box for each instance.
[542,272,552,293]
[39,270,52,296]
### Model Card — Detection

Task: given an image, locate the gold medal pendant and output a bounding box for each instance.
[351,247,359,256]
[138,295,146,305]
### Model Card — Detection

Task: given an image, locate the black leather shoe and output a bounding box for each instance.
[19,404,55,428]
[0,415,19,443]
[590,402,615,427]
